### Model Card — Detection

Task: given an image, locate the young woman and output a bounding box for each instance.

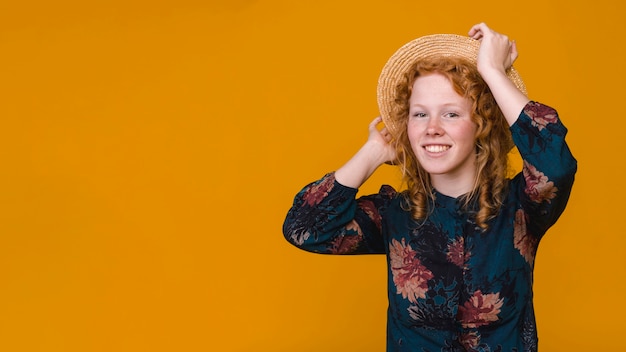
[283,23,576,351]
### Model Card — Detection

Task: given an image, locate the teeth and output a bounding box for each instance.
[424,145,450,153]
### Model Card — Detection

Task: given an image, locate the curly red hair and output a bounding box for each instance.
[390,57,514,229]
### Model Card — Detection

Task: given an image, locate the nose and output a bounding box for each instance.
[426,116,443,136]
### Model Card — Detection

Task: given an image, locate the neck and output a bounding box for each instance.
[431,173,475,198]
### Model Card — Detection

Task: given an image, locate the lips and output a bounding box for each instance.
[423,144,451,153]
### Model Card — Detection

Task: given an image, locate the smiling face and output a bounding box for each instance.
[407,72,478,196]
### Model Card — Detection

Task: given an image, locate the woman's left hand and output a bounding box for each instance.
[468,22,517,75]
[468,22,529,127]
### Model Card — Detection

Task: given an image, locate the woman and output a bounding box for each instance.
[283,23,576,351]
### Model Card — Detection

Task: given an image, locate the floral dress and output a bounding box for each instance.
[283,102,577,352]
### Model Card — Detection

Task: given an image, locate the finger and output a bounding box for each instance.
[382,131,393,142]
[468,22,489,39]
[369,116,383,131]
[510,40,519,63]
[468,27,482,40]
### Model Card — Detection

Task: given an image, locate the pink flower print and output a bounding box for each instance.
[524,102,558,131]
[329,221,363,254]
[447,236,470,269]
[457,290,504,328]
[523,161,558,203]
[389,238,433,303]
[358,199,382,232]
[514,209,538,264]
[459,331,480,351]
[302,175,335,206]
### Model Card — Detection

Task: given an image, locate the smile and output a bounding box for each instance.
[424,145,450,153]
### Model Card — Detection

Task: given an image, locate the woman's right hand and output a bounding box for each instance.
[334,117,396,189]
[365,116,396,166]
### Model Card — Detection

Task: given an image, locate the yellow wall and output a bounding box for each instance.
[1,0,623,350]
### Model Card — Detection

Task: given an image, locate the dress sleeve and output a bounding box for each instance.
[510,101,577,238]
[282,172,395,255]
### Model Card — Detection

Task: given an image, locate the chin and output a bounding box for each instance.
[417,164,445,175]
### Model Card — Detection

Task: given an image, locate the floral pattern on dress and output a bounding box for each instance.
[359,199,382,232]
[524,101,558,131]
[459,331,480,351]
[457,290,504,328]
[523,161,558,203]
[288,228,311,246]
[390,238,434,303]
[447,236,470,269]
[329,221,363,254]
[302,174,335,206]
[514,209,538,264]
[407,280,459,330]
[283,102,576,351]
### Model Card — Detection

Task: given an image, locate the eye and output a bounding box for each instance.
[444,112,460,118]
[412,112,427,118]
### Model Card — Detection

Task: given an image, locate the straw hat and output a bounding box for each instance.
[376,34,526,136]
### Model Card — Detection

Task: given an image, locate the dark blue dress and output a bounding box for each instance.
[283,102,577,352]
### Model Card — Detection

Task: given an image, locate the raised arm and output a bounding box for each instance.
[283,117,397,255]
[469,23,530,126]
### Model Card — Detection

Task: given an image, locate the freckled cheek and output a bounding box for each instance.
[406,123,423,141]
[407,137,424,158]
[406,127,422,154]
[450,124,478,145]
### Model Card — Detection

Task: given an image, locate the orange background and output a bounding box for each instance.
[1,1,623,351]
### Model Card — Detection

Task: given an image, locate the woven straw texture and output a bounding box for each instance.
[376,34,526,136]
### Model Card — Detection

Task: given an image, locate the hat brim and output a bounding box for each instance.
[376,34,526,136]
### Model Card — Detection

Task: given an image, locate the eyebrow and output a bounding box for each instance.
[409,102,466,109]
